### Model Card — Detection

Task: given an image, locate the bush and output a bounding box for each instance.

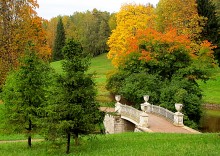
[159,76,203,128]
[120,73,161,108]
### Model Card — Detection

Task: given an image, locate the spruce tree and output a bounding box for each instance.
[53,17,66,61]
[197,0,220,63]
[2,47,51,147]
[46,39,102,154]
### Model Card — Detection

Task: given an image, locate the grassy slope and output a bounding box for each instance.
[0,133,219,156]
[198,68,220,104]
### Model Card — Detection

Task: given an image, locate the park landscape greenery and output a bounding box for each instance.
[0,0,220,155]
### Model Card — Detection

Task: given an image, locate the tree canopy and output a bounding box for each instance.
[0,0,51,88]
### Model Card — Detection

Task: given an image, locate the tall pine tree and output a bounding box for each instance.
[46,39,102,154]
[53,17,66,61]
[197,0,220,63]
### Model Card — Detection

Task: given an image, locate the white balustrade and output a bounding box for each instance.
[150,104,175,122]
[114,95,184,128]
[120,104,141,124]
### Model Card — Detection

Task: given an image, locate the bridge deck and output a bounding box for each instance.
[100,107,199,134]
[148,113,192,133]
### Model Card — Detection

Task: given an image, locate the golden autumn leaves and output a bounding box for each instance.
[0,0,51,86]
[107,2,216,68]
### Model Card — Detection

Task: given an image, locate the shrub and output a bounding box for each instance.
[120,73,161,108]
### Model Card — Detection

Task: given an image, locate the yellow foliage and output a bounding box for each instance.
[156,0,205,39]
[107,4,156,67]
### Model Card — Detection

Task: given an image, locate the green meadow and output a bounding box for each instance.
[198,68,220,104]
[0,133,219,156]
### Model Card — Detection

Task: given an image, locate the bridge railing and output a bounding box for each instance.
[116,95,184,127]
[150,105,175,122]
[120,104,142,125]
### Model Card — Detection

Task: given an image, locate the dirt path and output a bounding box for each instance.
[0,139,44,144]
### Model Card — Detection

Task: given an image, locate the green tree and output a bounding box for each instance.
[46,39,101,154]
[2,47,51,147]
[212,0,220,19]
[196,0,220,63]
[53,17,66,61]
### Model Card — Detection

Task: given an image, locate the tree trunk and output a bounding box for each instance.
[74,132,79,146]
[28,119,32,147]
[66,132,71,154]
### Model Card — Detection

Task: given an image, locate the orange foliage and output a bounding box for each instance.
[0,0,51,86]
[126,28,191,61]
[126,28,215,64]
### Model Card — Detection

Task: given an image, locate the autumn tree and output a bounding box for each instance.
[63,15,78,40]
[0,0,51,88]
[156,0,204,39]
[108,13,117,31]
[107,28,217,128]
[196,0,220,63]
[75,9,111,56]
[53,17,66,61]
[107,4,156,67]
[43,17,58,51]
[45,39,102,154]
[2,47,51,147]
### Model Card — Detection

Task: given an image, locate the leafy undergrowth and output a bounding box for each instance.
[0,133,219,156]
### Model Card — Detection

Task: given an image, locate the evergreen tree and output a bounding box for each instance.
[2,47,51,147]
[197,0,220,63]
[53,17,66,61]
[46,39,102,154]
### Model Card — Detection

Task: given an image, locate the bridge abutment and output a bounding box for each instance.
[103,114,135,134]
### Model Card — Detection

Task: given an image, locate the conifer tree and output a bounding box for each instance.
[2,46,51,147]
[196,0,220,62]
[53,17,66,61]
[46,39,101,154]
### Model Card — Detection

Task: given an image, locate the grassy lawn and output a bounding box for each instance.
[50,53,115,105]
[205,110,220,117]
[0,132,219,156]
[198,68,220,104]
